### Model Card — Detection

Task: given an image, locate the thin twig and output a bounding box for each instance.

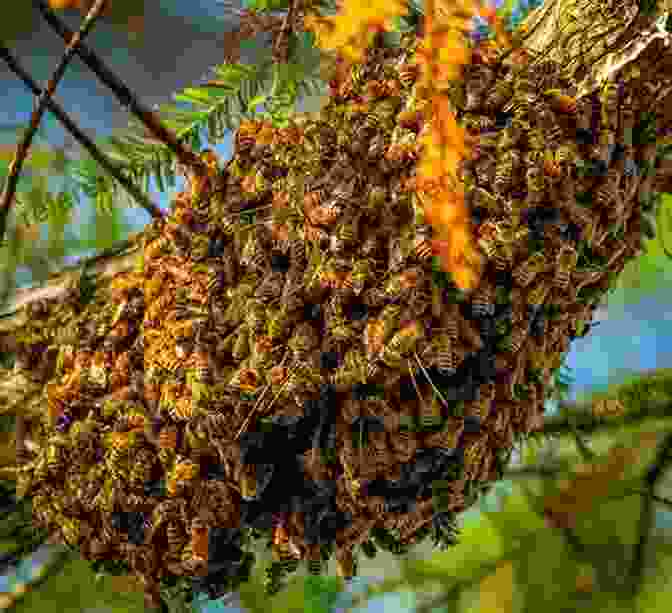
[272,0,298,65]
[0,44,163,220]
[628,432,672,598]
[0,0,109,246]
[33,0,206,173]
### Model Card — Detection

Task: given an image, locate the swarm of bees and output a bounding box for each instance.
[2,26,660,607]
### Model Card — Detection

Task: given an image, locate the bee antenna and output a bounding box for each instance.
[413,352,450,408]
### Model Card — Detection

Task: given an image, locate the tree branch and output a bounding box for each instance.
[0,0,109,248]
[0,44,163,221]
[33,0,207,174]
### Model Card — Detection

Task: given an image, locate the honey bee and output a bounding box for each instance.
[165,520,186,555]
[105,431,130,477]
[539,108,565,146]
[599,77,620,135]
[190,516,209,562]
[168,397,193,423]
[525,163,546,205]
[397,498,434,542]
[375,320,425,372]
[158,425,179,469]
[335,545,356,580]
[526,276,552,308]
[512,252,550,288]
[330,348,368,389]
[469,185,507,216]
[129,447,155,492]
[271,522,302,564]
[554,141,579,171]
[484,75,514,112]
[189,348,212,384]
[504,323,528,354]
[493,150,522,196]
[144,236,171,261]
[426,333,458,377]
[554,244,578,290]
[396,62,419,88]
[364,304,401,358]
[365,99,398,131]
[544,89,577,114]
[470,281,496,318]
[240,230,269,273]
[457,316,483,352]
[267,306,295,342]
[594,166,625,218]
[232,327,251,363]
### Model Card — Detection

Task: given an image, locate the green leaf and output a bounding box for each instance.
[247,94,269,112]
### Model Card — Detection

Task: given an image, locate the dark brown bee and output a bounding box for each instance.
[484,75,514,112]
[165,520,186,555]
[512,252,550,288]
[470,281,497,318]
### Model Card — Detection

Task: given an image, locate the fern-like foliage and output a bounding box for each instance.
[68,28,327,214]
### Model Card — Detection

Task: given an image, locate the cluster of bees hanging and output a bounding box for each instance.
[4,26,659,605]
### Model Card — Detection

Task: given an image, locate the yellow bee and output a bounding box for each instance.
[512,252,550,288]
[144,236,170,261]
[544,89,577,114]
[158,425,179,469]
[190,517,209,562]
[364,304,401,358]
[554,244,578,290]
[493,149,522,196]
[240,232,268,273]
[526,276,552,307]
[335,545,356,580]
[427,333,458,377]
[599,77,620,134]
[376,320,425,371]
[484,75,514,112]
[330,348,368,389]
